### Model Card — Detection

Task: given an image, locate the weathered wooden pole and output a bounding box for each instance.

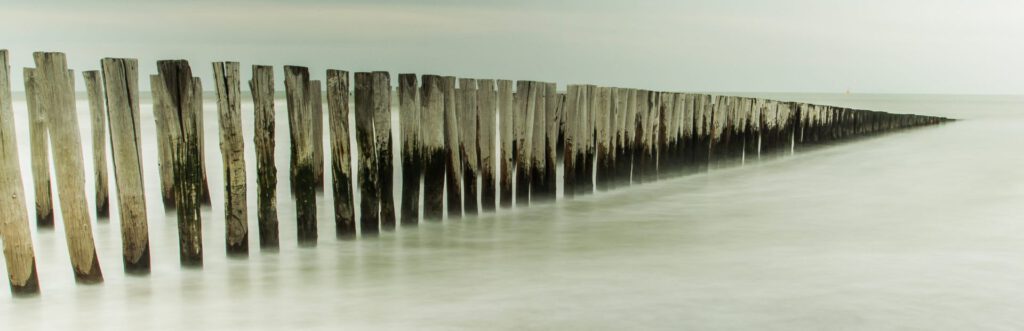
[477,79,497,211]
[420,75,445,220]
[212,61,247,256]
[0,49,41,295]
[23,68,54,227]
[529,82,547,202]
[621,89,638,184]
[157,60,204,266]
[372,72,396,230]
[283,66,317,245]
[327,69,356,237]
[514,81,534,206]
[193,78,212,206]
[458,78,479,215]
[150,74,176,208]
[539,82,559,201]
[632,90,649,184]
[398,73,420,225]
[35,52,103,282]
[354,72,380,235]
[83,71,110,219]
[100,58,151,272]
[609,88,624,187]
[249,65,279,248]
[578,85,595,195]
[442,76,463,217]
[496,79,514,208]
[594,86,612,191]
[562,85,580,198]
[645,92,662,180]
[311,80,325,191]
[744,98,761,159]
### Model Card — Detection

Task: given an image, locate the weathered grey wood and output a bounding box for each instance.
[83,71,110,219]
[562,85,580,198]
[529,82,547,202]
[681,94,697,172]
[646,92,662,180]
[442,76,462,217]
[458,78,479,214]
[212,61,247,256]
[249,65,278,248]
[283,65,316,245]
[311,80,324,191]
[23,68,53,227]
[354,72,380,235]
[539,82,558,201]
[34,53,103,282]
[150,74,175,208]
[611,88,629,187]
[477,79,496,212]
[657,93,675,175]
[156,60,204,266]
[0,49,40,295]
[579,85,594,195]
[632,90,649,183]
[496,79,514,208]
[372,72,396,230]
[420,75,445,220]
[194,77,211,206]
[514,81,534,206]
[100,58,151,272]
[398,73,419,225]
[594,86,612,191]
[327,70,356,237]
[622,89,638,184]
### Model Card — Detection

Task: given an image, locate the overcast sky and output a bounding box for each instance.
[2,0,1021,94]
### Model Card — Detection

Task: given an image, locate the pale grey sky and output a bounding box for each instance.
[2,0,1021,94]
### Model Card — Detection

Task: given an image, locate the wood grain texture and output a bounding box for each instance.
[476,79,496,212]
[562,85,580,198]
[0,49,40,295]
[35,52,103,282]
[249,65,279,248]
[327,70,356,237]
[83,71,109,219]
[23,68,53,227]
[156,60,204,266]
[150,74,176,208]
[372,72,395,230]
[100,58,151,272]
[212,61,247,256]
[398,73,420,225]
[420,75,445,220]
[496,79,514,208]
[458,78,479,214]
[442,76,462,217]
[283,65,317,245]
[354,72,380,235]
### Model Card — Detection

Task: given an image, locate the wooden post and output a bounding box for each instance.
[744,98,761,159]
[311,80,324,191]
[496,80,514,208]
[194,78,212,206]
[656,93,673,175]
[156,60,204,266]
[621,89,638,184]
[646,92,662,180]
[420,75,445,220]
[212,61,247,256]
[83,71,110,219]
[562,85,580,198]
[283,66,317,245]
[514,81,534,206]
[23,68,54,227]
[442,76,463,217]
[34,52,103,282]
[150,74,176,208]
[327,70,356,237]
[477,79,497,212]
[540,82,559,201]
[100,58,151,272]
[372,72,395,230]
[249,65,279,248]
[398,73,420,225]
[632,90,648,184]
[458,78,479,215]
[579,85,595,195]
[529,82,548,202]
[0,49,41,295]
[354,72,380,235]
[594,86,612,191]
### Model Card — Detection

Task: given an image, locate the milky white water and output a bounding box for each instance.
[2,93,1022,330]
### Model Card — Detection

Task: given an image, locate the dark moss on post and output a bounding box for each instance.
[420,75,446,220]
[355,72,380,235]
[327,69,356,237]
[284,65,317,245]
[249,65,279,249]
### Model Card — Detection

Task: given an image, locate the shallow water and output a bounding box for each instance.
[2,93,1023,330]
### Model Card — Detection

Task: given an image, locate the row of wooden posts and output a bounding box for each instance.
[0,50,951,296]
